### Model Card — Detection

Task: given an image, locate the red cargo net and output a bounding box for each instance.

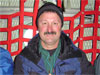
[0,0,100,64]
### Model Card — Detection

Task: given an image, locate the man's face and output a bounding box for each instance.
[38,12,62,47]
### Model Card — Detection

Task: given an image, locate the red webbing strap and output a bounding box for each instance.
[33,0,39,36]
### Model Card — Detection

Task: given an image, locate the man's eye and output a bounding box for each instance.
[53,22,58,25]
[42,22,47,25]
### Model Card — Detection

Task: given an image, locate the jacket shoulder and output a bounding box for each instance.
[0,47,13,74]
[94,54,100,75]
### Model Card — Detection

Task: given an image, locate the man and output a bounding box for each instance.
[0,47,13,75]
[14,2,94,75]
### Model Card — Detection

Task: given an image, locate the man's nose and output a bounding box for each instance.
[47,24,53,32]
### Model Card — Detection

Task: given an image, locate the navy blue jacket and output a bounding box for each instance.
[14,32,94,75]
[0,47,13,75]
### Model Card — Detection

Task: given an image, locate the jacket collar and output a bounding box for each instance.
[59,32,82,60]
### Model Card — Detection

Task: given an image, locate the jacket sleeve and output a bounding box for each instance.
[94,54,100,75]
[13,55,25,74]
[79,51,95,74]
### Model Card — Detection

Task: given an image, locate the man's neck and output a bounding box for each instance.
[41,40,59,50]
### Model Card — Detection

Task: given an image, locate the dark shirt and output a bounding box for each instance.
[47,49,56,56]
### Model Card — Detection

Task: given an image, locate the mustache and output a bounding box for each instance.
[44,32,56,35]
